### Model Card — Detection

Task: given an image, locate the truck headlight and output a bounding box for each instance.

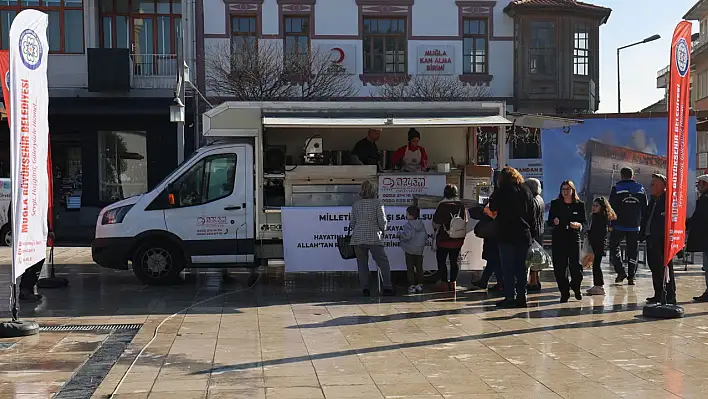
[101,205,134,225]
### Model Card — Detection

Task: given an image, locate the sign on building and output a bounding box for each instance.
[417,45,455,75]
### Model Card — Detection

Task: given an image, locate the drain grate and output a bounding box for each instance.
[40,324,142,332]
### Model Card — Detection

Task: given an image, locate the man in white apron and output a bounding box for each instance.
[392,128,429,172]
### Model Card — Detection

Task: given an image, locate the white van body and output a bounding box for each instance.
[91,143,255,284]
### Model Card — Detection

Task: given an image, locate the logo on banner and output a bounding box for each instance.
[4,71,8,90]
[19,29,42,70]
[676,38,689,77]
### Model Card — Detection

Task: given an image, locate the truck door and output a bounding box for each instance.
[164,146,249,264]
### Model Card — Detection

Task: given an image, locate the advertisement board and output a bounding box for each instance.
[281,206,484,272]
[378,174,447,205]
[541,117,697,216]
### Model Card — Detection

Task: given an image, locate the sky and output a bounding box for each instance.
[596,0,699,113]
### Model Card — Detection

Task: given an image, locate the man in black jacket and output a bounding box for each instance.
[689,175,708,302]
[609,167,648,285]
[642,174,675,304]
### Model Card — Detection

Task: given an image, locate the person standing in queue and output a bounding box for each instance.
[609,167,648,285]
[486,167,534,308]
[642,174,676,304]
[432,184,467,292]
[548,180,586,303]
[525,178,545,292]
[585,197,616,296]
[351,128,382,169]
[688,175,708,302]
[391,128,429,172]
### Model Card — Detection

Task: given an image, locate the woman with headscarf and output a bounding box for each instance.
[525,178,545,292]
[391,128,429,172]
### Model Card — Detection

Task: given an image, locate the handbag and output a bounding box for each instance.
[473,217,498,239]
[337,234,356,260]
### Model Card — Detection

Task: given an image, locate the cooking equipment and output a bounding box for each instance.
[379,150,394,170]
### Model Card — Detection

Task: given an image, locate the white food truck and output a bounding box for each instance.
[91,101,515,285]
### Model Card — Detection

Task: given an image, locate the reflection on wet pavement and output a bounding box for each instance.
[0,248,706,398]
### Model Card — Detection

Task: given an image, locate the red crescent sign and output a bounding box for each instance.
[331,47,345,63]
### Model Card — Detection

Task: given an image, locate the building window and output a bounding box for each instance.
[698,70,708,100]
[0,0,84,53]
[283,16,309,62]
[463,18,488,74]
[529,21,556,75]
[98,131,148,203]
[573,23,589,76]
[231,15,257,53]
[362,17,406,74]
[100,0,182,52]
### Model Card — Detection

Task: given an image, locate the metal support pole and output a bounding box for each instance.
[617,48,621,113]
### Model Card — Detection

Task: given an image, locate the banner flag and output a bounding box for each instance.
[0,50,9,122]
[9,10,49,280]
[665,21,692,269]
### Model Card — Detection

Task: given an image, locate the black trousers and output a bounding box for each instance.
[436,247,461,283]
[609,230,639,278]
[19,259,44,291]
[590,238,605,286]
[552,238,583,296]
[647,241,676,303]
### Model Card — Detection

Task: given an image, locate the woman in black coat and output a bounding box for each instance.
[548,180,586,303]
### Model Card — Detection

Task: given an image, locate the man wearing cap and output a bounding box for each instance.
[609,167,648,285]
[391,128,429,172]
[688,174,708,302]
[642,173,676,304]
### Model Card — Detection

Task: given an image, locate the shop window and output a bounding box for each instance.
[698,69,708,100]
[99,0,181,76]
[462,18,488,74]
[0,0,84,53]
[529,21,556,76]
[98,131,148,203]
[283,15,309,74]
[171,154,236,207]
[362,17,406,74]
[573,23,589,76]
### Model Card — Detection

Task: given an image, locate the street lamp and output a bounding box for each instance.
[617,34,661,113]
[169,97,185,123]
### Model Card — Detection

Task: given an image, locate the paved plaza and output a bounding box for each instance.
[0,248,707,398]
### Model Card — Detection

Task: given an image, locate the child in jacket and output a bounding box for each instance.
[398,206,428,294]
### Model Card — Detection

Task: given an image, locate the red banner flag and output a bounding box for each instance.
[665,21,692,267]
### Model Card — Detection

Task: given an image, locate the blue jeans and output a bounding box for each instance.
[499,242,531,301]
[703,252,708,294]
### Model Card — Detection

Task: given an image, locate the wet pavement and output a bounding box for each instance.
[0,247,707,398]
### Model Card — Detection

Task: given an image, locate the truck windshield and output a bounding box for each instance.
[152,149,202,189]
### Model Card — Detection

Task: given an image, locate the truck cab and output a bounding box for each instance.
[91,143,255,285]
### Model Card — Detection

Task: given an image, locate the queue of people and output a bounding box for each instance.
[347,166,707,305]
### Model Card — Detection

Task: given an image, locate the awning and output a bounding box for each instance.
[262,117,388,128]
[507,112,583,130]
[262,115,512,128]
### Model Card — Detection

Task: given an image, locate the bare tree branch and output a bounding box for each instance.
[373,73,490,101]
[205,41,358,100]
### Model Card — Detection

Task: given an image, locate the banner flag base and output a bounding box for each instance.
[0,320,39,338]
[37,247,68,289]
[643,303,684,319]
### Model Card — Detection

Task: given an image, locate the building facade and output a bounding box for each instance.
[681,0,708,174]
[0,0,196,241]
[200,0,610,113]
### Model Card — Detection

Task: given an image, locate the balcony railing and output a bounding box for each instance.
[130,53,177,90]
